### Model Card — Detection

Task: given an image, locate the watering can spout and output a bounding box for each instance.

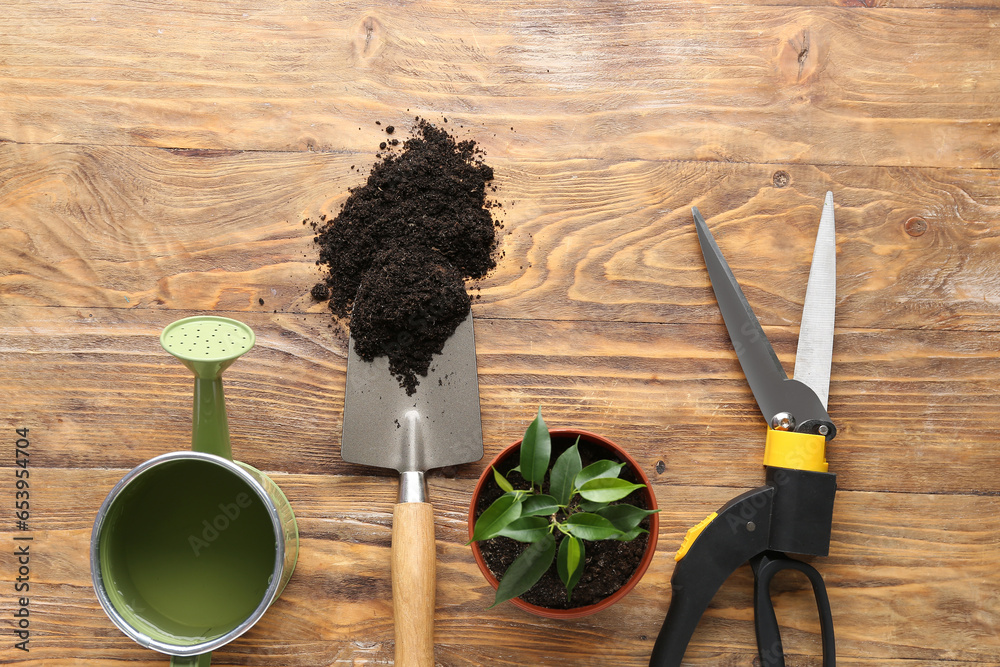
[161,316,256,460]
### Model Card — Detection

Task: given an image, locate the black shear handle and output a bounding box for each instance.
[649,486,775,667]
[751,551,836,667]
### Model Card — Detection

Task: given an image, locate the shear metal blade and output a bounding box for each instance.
[693,206,833,436]
[792,191,837,410]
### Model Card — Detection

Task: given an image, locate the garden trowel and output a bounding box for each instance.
[341,311,483,667]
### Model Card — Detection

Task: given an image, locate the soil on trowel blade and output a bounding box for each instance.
[311,118,499,394]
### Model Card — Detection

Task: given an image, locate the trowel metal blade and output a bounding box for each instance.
[341,312,484,474]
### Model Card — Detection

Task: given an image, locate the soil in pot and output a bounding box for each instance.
[473,434,652,610]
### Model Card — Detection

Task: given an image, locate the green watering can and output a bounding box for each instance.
[91,316,298,666]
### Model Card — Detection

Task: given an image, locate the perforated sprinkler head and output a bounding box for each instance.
[161,316,256,458]
[161,316,256,379]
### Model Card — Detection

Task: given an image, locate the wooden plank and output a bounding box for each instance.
[1,2,998,663]
[2,307,998,495]
[0,468,995,665]
[0,3,997,168]
[3,144,1000,331]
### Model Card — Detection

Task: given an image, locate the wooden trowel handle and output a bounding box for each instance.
[392,501,436,667]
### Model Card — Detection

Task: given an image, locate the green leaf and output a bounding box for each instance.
[613,527,649,542]
[578,478,646,504]
[574,460,625,489]
[577,499,609,513]
[557,536,585,602]
[490,533,557,608]
[492,467,514,493]
[469,494,522,543]
[521,494,560,517]
[497,516,551,543]
[563,513,623,541]
[595,504,659,533]
[519,408,551,486]
[549,440,582,507]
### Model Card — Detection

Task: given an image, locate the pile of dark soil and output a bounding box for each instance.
[312,119,499,394]
[474,434,652,610]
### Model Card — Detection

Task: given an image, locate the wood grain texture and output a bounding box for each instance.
[1,2,998,168]
[392,502,437,667]
[3,306,999,495]
[4,144,1000,331]
[2,1,999,665]
[0,469,996,665]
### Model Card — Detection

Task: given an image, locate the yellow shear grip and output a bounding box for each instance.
[763,429,828,472]
[675,512,718,561]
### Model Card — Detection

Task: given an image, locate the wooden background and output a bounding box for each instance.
[2,0,999,665]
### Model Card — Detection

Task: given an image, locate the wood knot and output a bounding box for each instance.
[352,15,384,63]
[163,148,240,158]
[904,217,928,237]
[776,27,824,83]
[772,170,791,188]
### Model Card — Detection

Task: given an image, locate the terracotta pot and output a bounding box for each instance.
[468,428,659,619]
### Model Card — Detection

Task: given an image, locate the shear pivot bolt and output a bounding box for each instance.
[770,412,796,431]
[747,521,756,532]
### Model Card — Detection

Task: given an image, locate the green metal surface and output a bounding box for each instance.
[161,316,256,459]
[100,459,276,652]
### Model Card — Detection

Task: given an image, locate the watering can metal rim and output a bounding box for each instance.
[90,451,287,658]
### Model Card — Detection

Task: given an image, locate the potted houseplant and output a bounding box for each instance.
[468,409,659,618]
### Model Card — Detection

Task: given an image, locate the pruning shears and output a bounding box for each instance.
[650,193,839,667]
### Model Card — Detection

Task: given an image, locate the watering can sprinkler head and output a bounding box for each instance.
[161,316,256,459]
[161,316,256,379]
